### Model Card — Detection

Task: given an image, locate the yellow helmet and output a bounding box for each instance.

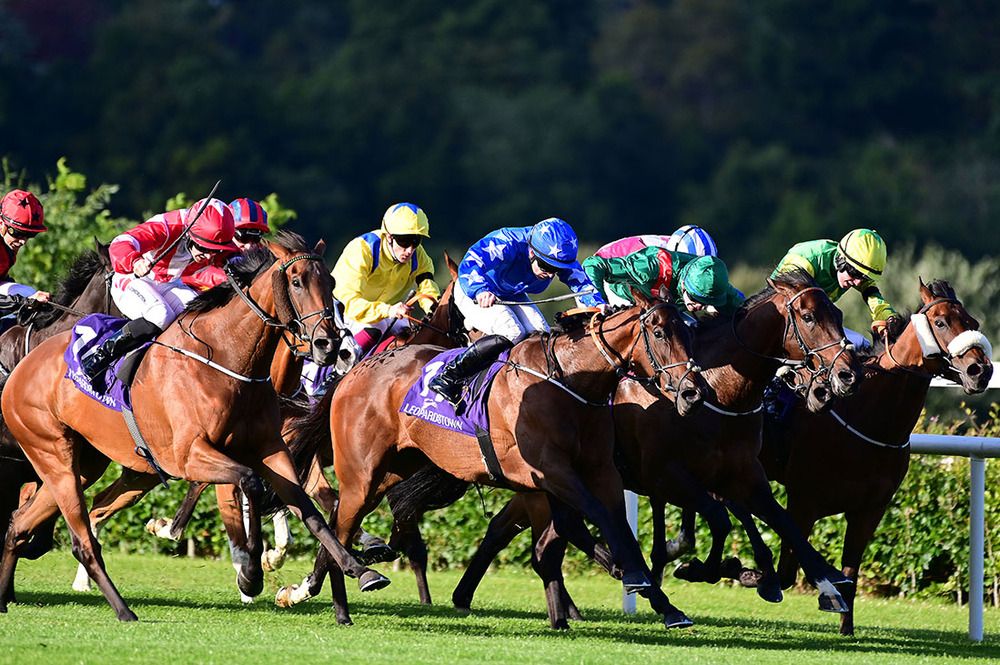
[837,228,887,280]
[381,202,430,238]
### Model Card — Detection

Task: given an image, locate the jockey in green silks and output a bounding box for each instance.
[582,247,745,317]
[770,228,900,347]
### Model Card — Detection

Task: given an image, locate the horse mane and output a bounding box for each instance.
[32,250,106,329]
[184,231,310,313]
[739,268,817,313]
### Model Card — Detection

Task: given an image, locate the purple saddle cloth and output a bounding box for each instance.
[399,347,510,437]
[64,314,150,412]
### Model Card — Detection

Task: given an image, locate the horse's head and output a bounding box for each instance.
[628,290,705,416]
[264,234,341,366]
[902,279,993,394]
[755,271,861,410]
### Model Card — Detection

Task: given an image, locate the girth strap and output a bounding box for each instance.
[474,425,508,485]
[122,407,171,486]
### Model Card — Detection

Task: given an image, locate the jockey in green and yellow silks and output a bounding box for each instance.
[582,247,744,317]
[771,229,899,344]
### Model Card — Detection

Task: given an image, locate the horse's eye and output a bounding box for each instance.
[802,313,814,324]
[291,277,302,288]
[934,318,946,329]
[653,329,664,339]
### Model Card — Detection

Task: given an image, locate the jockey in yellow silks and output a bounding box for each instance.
[331,203,441,361]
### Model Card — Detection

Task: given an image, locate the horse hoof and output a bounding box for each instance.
[756,581,783,604]
[738,569,763,588]
[622,571,652,594]
[454,606,471,617]
[718,556,744,580]
[117,609,139,622]
[552,619,570,631]
[359,543,399,566]
[568,607,584,621]
[358,570,391,592]
[673,559,705,582]
[337,616,354,626]
[274,585,297,608]
[815,578,849,613]
[664,610,694,629]
[237,571,264,599]
[261,549,286,572]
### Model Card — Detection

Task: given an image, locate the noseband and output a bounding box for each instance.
[884,297,992,376]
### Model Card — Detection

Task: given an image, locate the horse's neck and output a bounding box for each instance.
[547,315,639,402]
[270,342,304,396]
[170,276,280,380]
[698,305,783,409]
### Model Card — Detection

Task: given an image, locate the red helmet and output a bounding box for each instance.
[1,189,46,233]
[186,198,237,251]
[229,198,269,233]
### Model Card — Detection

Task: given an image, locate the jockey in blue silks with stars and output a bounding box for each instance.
[429,217,606,405]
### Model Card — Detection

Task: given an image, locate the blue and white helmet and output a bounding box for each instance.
[528,217,579,269]
[665,225,718,257]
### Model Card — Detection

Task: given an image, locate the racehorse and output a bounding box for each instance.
[0,243,118,585]
[761,278,993,635]
[291,292,706,628]
[0,233,390,621]
[447,270,864,626]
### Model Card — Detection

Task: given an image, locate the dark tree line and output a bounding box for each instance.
[2,0,999,263]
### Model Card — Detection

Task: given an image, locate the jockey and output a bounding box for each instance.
[229,198,269,250]
[429,217,605,405]
[771,229,899,347]
[81,198,239,379]
[331,202,440,360]
[0,189,50,312]
[594,224,719,259]
[582,246,744,316]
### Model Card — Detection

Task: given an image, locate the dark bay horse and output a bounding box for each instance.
[761,278,993,635]
[0,243,118,578]
[448,271,864,626]
[293,293,706,628]
[0,233,390,621]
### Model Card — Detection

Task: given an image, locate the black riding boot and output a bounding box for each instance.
[81,318,162,381]
[429,334,513,406]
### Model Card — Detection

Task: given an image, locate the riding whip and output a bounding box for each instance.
[496,289,597,306]
[142,179,222,275]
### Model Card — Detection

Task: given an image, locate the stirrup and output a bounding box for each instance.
[429,377,463,406]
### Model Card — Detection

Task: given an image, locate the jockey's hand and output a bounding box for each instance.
[132,257,152,278]
[476,291,496,308]
[29,291,50,303]
[388,302,411,319]
[871,319,889,337]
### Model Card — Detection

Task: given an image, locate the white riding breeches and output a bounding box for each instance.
[0,281,38,298]
[455,282,549,343]
[111,274,197,329]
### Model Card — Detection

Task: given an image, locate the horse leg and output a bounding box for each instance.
[839,508,883,636]
[674,496,732,585]
[146,481,210,541]
[72,468,161,592]
[388,516,431,605]
[663,506,697,563]
[776,500,818,591]
[213,483,263,602]
[742,480,848,613]
[649,497,671,587]
[262,509,291,572]
[725,500,783,603]
[531,520,572,630]
[0,484,61,610]
[452,495,531,612]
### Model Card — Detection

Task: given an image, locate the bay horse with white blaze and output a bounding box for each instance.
[0,233,389,621]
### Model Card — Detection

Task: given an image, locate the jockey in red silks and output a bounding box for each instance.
[229,197,270,250]
[81,198,239,379]
[0,189,50,312]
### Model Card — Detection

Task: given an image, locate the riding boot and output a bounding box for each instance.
[81,318,162,381]
[429,334,513,406]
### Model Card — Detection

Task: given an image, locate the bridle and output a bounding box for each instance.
[224,252,341,359]
[734,284,853,382]
[883,297,992,378]
[589,303,701,396]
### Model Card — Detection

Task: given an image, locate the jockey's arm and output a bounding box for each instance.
[770,252,817,279]
[860,281,898,322]
[332,237,392,325]
[561,261,606,308]
[109,220,171,274]
[412,247,441,313]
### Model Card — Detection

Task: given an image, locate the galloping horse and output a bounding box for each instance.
[447,270,864,626]
[761,278,993,635]
[292,293,705,627]
[0,243,118,577]
[0,233,389,621]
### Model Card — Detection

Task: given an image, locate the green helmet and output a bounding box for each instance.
[680,255,730,306]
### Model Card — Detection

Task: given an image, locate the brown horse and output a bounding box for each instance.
[292,293,705,628]
[0,243,118,581]
[447,270,864,626]
[0,232,390,621]
[761,278,993,635]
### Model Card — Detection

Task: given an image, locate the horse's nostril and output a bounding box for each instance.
[681,388,701,403]
[837,370,855,385]
[967,363,982,378]
[813,385,829,402]
[313,337,332,352]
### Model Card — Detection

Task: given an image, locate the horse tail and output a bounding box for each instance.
[385,464,470,523]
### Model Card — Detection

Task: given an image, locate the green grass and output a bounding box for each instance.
[1,553,998,664]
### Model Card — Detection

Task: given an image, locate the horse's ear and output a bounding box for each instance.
[264,238,292,262]
[444,250,459,279]
[630,286,652,308]
[313,239,326,256]
[918,276,933,303]
[94,237,111,265]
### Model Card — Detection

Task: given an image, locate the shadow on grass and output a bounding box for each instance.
[11,590,999,659]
